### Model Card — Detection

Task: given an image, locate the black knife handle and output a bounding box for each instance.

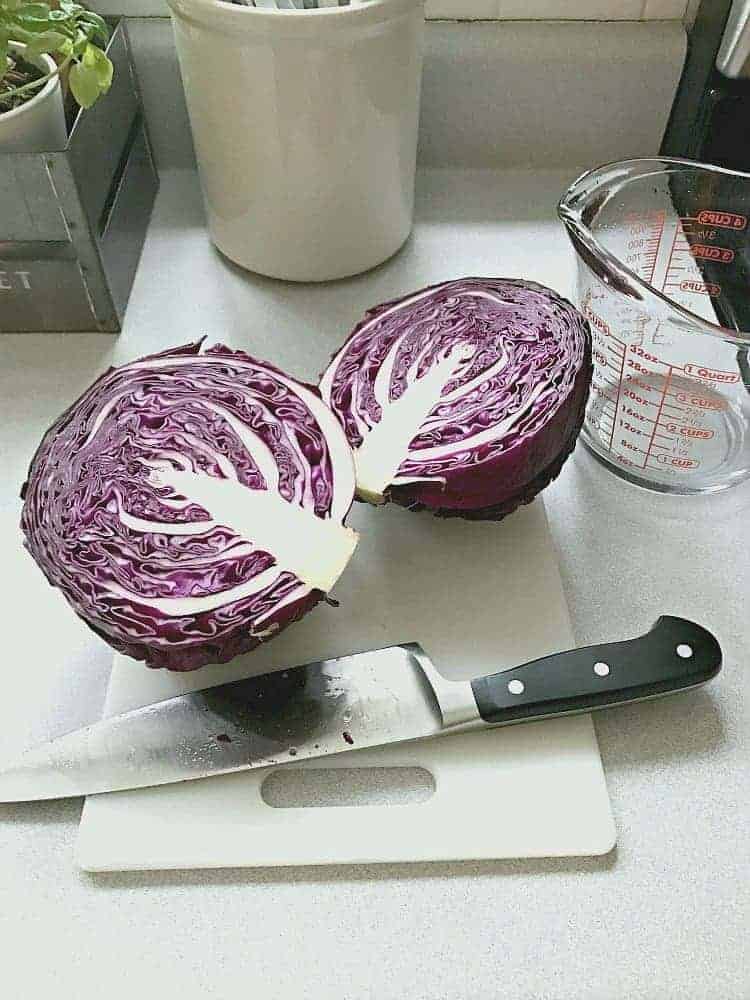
[470,617,721,726]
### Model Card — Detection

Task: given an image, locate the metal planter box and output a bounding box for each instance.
[0,20,158,332]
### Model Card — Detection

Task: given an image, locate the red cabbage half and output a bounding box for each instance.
[21,342,358,671]
[320,278,592,519]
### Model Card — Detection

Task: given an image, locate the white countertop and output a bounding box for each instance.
[1,168,747,1000]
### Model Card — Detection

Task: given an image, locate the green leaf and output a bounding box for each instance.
[15,3,56,30]
[72,27,88,57]
[25,28,66,54]
[68,57,101,108]
[93,49,111,90]
[16,14,56,34]
[79,10,108,37]
[81,38,95,66]
[17,3,54,17]
[4,25,36,45]
[81,41,111,91]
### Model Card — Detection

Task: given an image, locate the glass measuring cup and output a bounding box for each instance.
[558,157,750,494]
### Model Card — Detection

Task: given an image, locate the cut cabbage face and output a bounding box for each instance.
[21,342,358,671]
[320,278,592,519]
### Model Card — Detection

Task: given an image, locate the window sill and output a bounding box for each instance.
[90,0,689,20]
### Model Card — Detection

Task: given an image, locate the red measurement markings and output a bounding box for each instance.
[621,405,655,424]
[663,424,714,440]
[680,279,721,297]
[622,388,658,407]
[584,306,611,337]
[608,342,628,452]
[626,359,659,378]
[643,365,673,468]
[628,375,658,393]
[628,210,665,284]
[629,345,660,363]
[690,244,735,264]
[619,442,649,456]
[675,391,727,411]
[683,364,739,384]
[657,455,700,469]
[620,420,648,436]
[696,209,747,230]
[661,219,683,294]
[592,388,618,403]
[660,215,736,295]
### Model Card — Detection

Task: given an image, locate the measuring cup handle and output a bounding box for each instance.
[470,617,722,725]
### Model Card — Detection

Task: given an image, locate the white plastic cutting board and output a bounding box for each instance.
[78,499,615,871]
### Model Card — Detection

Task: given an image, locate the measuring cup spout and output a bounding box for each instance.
[558,207,641,302]
[559,157,750,345]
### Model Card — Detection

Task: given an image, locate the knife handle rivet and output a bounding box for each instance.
[593,662,610,677]
[507,679,525,695]
[676,644,693,659]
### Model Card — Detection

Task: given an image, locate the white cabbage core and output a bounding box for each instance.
[98,352,358,617]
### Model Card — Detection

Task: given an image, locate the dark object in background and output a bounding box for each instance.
[662,1,750,337]
[661,1,738,165]
[0,20,158,333]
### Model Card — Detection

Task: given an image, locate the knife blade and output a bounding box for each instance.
[0,616,721,802]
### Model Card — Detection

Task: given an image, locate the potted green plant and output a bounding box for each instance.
[0,0,113,152]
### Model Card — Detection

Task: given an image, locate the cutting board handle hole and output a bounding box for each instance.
[260,766,436,809]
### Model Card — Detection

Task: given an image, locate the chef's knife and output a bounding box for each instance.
[0,616,721,802]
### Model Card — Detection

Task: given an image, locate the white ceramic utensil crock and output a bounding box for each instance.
[166,0,425,281]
